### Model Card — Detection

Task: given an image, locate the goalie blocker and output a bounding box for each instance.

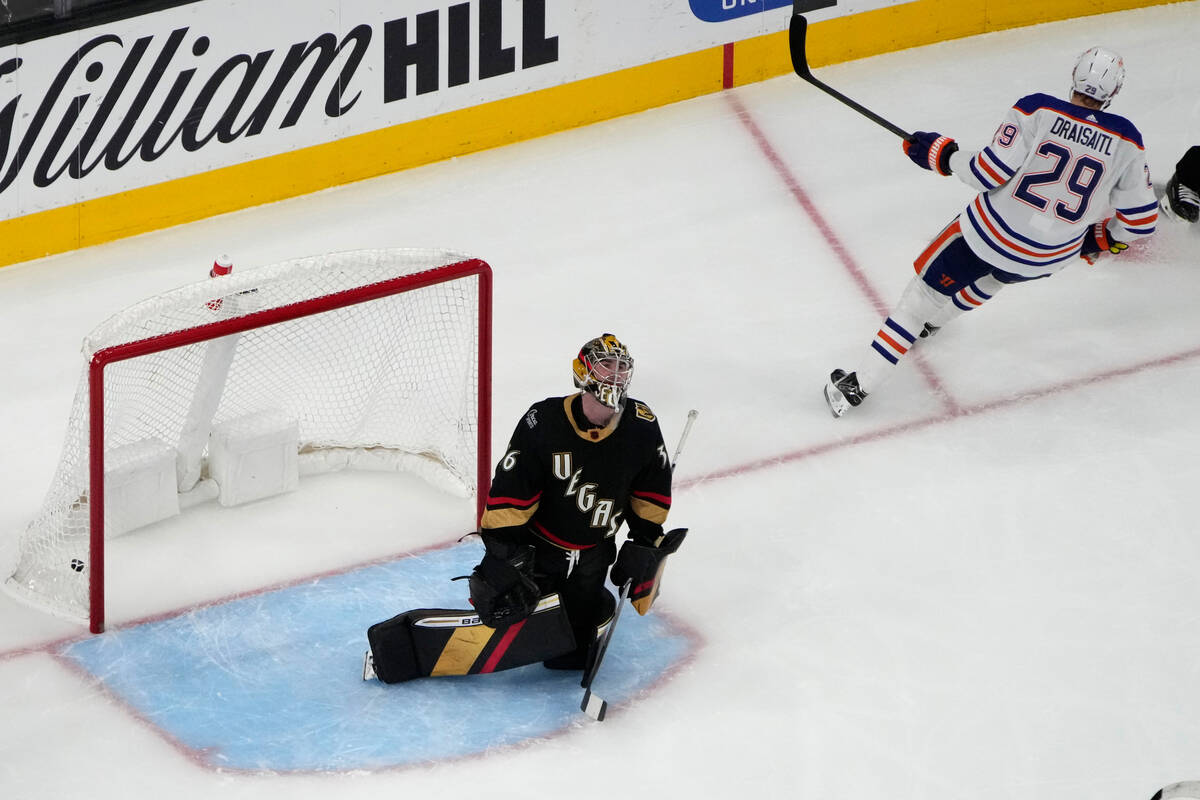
[365,593,575,683]
[611,528,687,615]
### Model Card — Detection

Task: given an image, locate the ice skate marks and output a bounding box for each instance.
[59,542,695,772]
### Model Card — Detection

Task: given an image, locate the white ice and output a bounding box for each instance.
[3,3,1200,798]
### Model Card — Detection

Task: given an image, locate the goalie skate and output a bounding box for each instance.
[362,650,377,681]
[823,369,866,418]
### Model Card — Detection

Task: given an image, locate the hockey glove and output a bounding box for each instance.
[610,528,687,616]
[903,131,958,176]
[468,546,540,628]
[1079,219,1128,265]
[1162,173,1200,223]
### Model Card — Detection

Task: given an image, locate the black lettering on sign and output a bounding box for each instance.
[382,0,559,100]
[0,1,560,198]
[478,0,514,80]
[383,12,439,102]
[448,3,471,88]
[522,0,558,70]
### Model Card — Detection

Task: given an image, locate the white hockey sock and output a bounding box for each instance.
[856,277,946,394]
[928,273,1006,328]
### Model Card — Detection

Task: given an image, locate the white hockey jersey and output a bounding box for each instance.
[946,92,1158,278]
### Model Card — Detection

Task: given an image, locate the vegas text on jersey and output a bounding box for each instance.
[480,394,672,550]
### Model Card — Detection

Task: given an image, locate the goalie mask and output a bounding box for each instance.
[1071,46,1125,110]
[572,334,634,411]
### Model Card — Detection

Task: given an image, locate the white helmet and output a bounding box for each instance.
[1071,46,1125,109]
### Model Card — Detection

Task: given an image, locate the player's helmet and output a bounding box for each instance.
[1071,46,1125,110]
[572,333,634,411]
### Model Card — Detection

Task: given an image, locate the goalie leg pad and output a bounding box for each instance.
[366,593,576,683]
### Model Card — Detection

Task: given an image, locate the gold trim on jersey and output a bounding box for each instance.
[563,393,622,442]
[480,505,538,529]
[630,496,669,525]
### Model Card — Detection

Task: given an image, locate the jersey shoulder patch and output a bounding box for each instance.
[632,401,656,422]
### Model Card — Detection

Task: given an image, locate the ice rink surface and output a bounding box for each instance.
[3,3,1200,798]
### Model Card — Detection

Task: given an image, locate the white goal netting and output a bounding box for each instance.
[5,248,489,627]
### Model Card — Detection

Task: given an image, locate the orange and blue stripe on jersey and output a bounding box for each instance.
[965,193,1086,269]
[1114,200,1158,236]
[967,147,1016,190]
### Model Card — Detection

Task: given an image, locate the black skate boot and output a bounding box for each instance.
[823,369,867,418]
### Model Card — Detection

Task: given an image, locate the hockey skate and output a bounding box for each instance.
[823,369,867,418]
[362,650,377,681]
[919,322,940,338]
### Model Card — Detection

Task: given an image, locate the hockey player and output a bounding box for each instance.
[824,46,1158,417]
[469,333,678,671]
[1159,145,1200,223]
[363,334,684,684]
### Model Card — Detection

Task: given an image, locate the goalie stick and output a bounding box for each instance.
[579,409,700,721]
[580,577,631,721]
[788,10,914,143]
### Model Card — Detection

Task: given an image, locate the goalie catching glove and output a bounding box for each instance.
[610,528,687,615]
[903,131,958,176]
[1079,218,1128,265]
[468,545,540,627]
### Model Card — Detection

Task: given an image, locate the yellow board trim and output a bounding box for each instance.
[0,0,1176,269]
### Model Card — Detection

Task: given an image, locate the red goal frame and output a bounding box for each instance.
[84,258,492,633]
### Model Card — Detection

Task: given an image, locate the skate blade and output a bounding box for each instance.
[823,382,849,418]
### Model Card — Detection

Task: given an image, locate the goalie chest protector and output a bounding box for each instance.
[367,593,575,683]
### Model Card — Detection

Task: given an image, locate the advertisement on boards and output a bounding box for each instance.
[0,0,913,223]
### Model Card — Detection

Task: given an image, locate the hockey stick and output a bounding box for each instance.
[672,409,699,472]
[788,11,913,142]
[579,409,699,721]
[580,578,631,721]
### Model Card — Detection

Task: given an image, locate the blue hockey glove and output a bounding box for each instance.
[1079,219,1128,265]
[903,131,958,176]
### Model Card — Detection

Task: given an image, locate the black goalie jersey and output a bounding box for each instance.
[480,393,673,550]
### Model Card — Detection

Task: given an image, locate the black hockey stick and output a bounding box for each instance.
[579,409,699,721]
[580,578,632,721]
[789,11,913,142]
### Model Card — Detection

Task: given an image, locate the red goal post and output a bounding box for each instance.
[6,249,492,633]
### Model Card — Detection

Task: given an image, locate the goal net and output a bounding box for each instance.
[5,249,492,633]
